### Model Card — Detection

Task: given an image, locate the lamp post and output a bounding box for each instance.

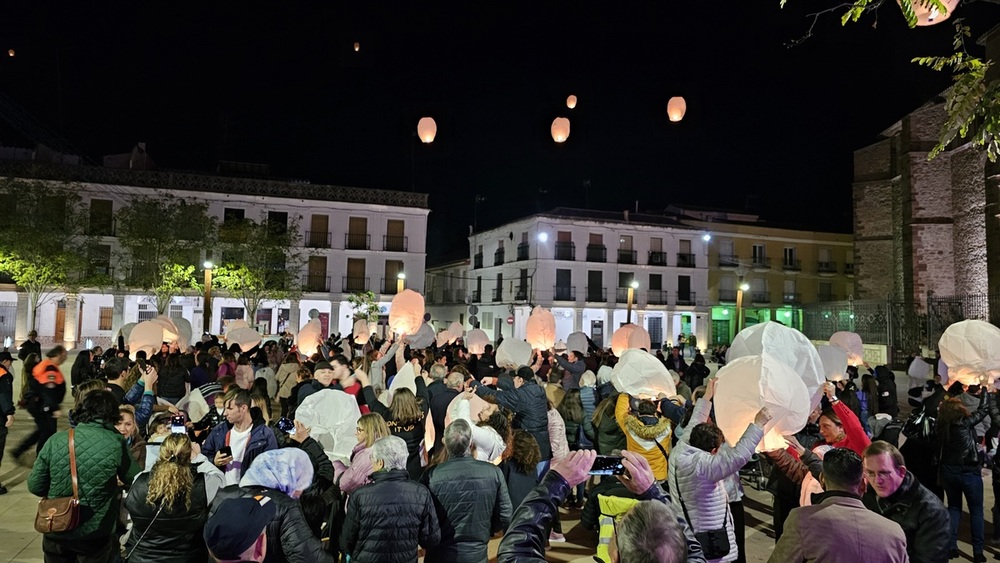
[203,261,214,335]
[626,280,639,324]
[397,272,406,293]
[736,280,750,334]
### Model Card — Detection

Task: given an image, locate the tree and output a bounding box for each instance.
[346,290,382,323]
[150,264,202,315]
[213,215,303,324]
[0,178,91,330]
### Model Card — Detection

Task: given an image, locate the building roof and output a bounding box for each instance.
[535,207,691,228]
[0,159,429,209]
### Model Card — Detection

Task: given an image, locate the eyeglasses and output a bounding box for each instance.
[863,469,896,480]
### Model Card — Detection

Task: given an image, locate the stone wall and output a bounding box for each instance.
[951,145,988,296]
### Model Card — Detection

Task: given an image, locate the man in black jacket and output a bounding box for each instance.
[0,351,14,494]
[429,372,462,456]
[861,441,950,563]
[498,449,705,563]
[17,330,40,361]
[422,419,512,562]
[475,366,551,461]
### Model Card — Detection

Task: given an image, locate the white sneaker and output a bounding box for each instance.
[549,531,566,543]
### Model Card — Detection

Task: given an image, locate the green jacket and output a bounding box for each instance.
[28,420,140,540]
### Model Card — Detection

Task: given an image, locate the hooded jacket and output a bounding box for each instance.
[615,393,673,480]
[862,471,950,563]
[874,366,900,417]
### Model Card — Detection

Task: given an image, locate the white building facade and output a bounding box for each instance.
[426,208,711,350]
[0,159,429,350]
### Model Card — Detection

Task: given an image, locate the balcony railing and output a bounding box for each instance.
[718,255,740,268]
[677,253,696,268]
[553,285,576,301]
[676,292,696,306]
[88,219,116,237]
[555,241,575,261]
[586,286,607,302]
[782,259,802,272]
[751,291,771,304]
[615,287,632,303]
[752,257,771,269]
[514,287,528,301]
[342,276,369,292]
[381,278,401,294]
[783,292,801,305]
[303,274,331,292]
[817,261,838,274]
[516,242,529,261]
[345,233,370,250]
[817,293,838,302]
[617,249,637,264]
[648,251,668,266]
[494,249,505,266]
[718,289,738,302]
[305,231,332,248]
[471,289,481,303]
[87,265,115,280]
[492,287,503,302]
[647,289,668,305]
[383,235,408,252]
[473,253,483,269]
[844,263,855,275]
[586,244,607,262]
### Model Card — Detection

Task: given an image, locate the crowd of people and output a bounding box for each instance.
[0,325,996,562]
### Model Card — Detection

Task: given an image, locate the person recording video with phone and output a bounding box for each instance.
[201,389,277,486]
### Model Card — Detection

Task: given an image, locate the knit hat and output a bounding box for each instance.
[204,495,275,560]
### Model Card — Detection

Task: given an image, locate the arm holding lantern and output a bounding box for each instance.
[369,340,400,391]
[697,409,770,483]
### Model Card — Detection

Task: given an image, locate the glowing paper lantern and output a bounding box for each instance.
[409,322,436,349]
[727,321,825,409]
[566,95,577,109]
[445,391,491,427]
[227,319,250,333]
[7,49,13,57]
[227,327,262,352]
[436,330,452,348]
[128,321,167,360]
[815,345,849,382]
[466,329,490,355]
[172,317,193,349]
[447,321,464,343]
[353,41,360,52]
[611,349,677,399]
[829,331,865,366]
[496,339,532,369]
[151,316,181,345]
[554,340,567,352]
[667,97,687,122]
[903,0,959,26]
[386,362,418,407]
[353,319,371,345]
[389,289,425,336]
[417,117,437,143]
[296,317,324,357]
[566,332,588,356]
[117,322,137,343]
[551,117,570,143]
[938,319,1000,385]
[295,389,362,465]
[610,324,651,357]
[908,356,932,388]
[525,306,556,350]
[714,354,812,452]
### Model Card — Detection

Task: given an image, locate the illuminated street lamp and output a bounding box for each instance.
[736,280,750,334]
[203,261,214,335]
[397,272,406,293]
[627,280,639,324]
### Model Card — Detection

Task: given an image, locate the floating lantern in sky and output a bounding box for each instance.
[551,117,570,143]
[7,49,13,57]
[667,96,687,122]
[903,0,959,25]
[417,117,437,143]
[389,289,425,336]
[566,95,577,109]
[354,41,360,52]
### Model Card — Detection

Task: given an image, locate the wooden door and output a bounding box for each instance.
[54,302,66,343]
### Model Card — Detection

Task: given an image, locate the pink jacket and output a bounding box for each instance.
[235,365,254,390]
[334,442,375,495]
[548,409,570,462]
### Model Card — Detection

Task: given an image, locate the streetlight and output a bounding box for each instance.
[397,272,406,293]
[736,280,750,334]
[203,261,214,335]
[627,280,639,324]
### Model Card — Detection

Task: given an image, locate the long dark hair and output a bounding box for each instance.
[510,430,541,474]
[861,373,879,415]
[937,397,971,444]
[557,388,584,424]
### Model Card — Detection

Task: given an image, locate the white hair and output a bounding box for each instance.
[597,365,613,385]
[371,435,409,471]
[580,370,597,387]
[615,501,685,562]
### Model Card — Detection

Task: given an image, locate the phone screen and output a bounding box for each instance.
[170,415,186,434]
[589,455,626,476]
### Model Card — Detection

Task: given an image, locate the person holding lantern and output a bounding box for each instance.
[819,382,871,456]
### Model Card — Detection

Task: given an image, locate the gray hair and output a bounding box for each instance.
[371,435,409,471]
[445,371,464,390]
[443,419,472,459]
[429,364,448,381]
[614,501,685,563]
[579,370,597,387]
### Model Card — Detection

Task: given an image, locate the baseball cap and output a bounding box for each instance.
[204,495,275,560]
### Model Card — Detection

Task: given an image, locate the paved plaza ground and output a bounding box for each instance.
[0,358,991,562]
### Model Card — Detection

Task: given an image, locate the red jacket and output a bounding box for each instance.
[829,400,871,456]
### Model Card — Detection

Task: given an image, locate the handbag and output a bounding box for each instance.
[672,461,730,560]
[34,428,81,533]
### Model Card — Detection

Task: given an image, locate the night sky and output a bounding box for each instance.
[2,3,998,263]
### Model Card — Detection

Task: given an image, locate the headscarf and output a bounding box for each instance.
[239,448,314,496]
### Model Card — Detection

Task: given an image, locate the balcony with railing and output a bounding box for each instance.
[383,235,408,252]
[586,244,607,262]
[648,251,668,266]
[345,233,370,250]
[494,249,505,266]
[585,286,607,302]
[817,293,838,302]
[474,253,483,269]
[553,285,576,301]
[783,292,801,305]
[718,254,740,268]
[492,287,503,302]
[555,241,575,261]
[304,274,331,292]
[305,231,332,248]
[718,289,738,302]
[677,253,696,268]
[751,291,771,304]
[844,263,855,275]
[647,289,668,305]
[817,261,838,274]
[87,265,115,280]
[514,287,528,301]
[751,257,771,270]
[381,278,400,294]
[516,242,529,261]
[676,292,696,306]
[471,289,481,303]
[617,249,637,265]
[615,287,632,303]
[342,276,369,292]
[782,259,802,272]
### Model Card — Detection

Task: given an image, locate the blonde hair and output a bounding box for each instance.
[118,405,139,440]
[357,412,390,448]
[251,393,270,423]
[147,433,194,510]
[388,388,423,424]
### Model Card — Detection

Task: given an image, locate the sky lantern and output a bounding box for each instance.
[354,41,360,52]
[525,306,556,350]
[905,0,959,25]
[496,338,532,369]
[566,95,577,109]
[551,117,570,143]
[727,321,825,408]
[610,323,651,357]
[938,319,1000,385]
[389,289,425,336]
[417,117,437,143]
[667,96,686,122]
[611,349,677,398]
[7,49,13,57]
[829,331,865,366]
[466,328,490,354]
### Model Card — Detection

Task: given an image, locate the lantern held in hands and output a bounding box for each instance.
[610,324,651,357]
[611,349,677,398]
[938,319,1000,385]
[353,319,371,345]
[727,321,825,408]
[227,327,263,352]
[829,331,865,366]
[815,345,849,382]
[566,331,588,356]
[525,306,556,350]
[496,339,532,369]
[466,329,490,355]
[389,289,425,337]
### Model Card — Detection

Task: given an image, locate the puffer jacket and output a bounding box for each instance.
[941,392,990,467]
[668,398,764,563]
[862,471,950,563]
[275,362,300,399]
[593,394,627,455]
[336,442,375,494]
[548,408,569,461]
[124,468,210,562]
[874,366,900,417]
[28,421,140,540]
[579,385,596,448]
[475,378,551,459]
[157,364,189,400]
[422,456,512,562]
[615,393,673,480]
[209,485,334,563]
[341,469,441,562]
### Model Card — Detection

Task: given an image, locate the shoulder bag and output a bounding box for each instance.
[34,428,81,533]
[672,460,731,560]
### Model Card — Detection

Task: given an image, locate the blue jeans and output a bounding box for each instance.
[942,464,985,554]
